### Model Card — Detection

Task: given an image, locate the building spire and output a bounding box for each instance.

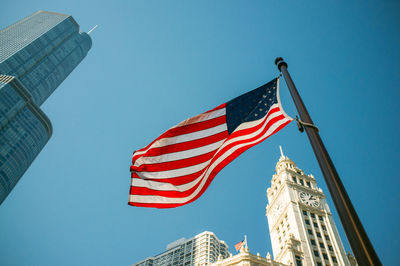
[279,145,284,157]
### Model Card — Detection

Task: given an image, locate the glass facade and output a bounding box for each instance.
[0,11,92,204]
[133,232,230,266]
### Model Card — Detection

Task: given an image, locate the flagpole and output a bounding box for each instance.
[275,57,381,265]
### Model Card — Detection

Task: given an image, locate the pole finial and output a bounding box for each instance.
[275,57,288,71]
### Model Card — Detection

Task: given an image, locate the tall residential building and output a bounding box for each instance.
[0,11,92,204]
[133,231,230,266]
[266,149,354,266]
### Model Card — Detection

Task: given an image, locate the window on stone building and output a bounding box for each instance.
[311,239,316,246]
[332,256,337,263]
[323,253,328,260]
[307,181,311,188]
[325,235,330,241]
[300,179,304,186]
[295,255,302,266]
[328,245,333,251]
[305,219,310,225]
[316,232,322,238]
[310,213,315,218]
[319,242,325,248]
[292,176,297,183]
[313,222,318,227]
[308,229,313,235]
[303,210,307,215]
[314,250,320,257]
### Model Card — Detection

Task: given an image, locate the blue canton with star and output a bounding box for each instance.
[226,78,278,134]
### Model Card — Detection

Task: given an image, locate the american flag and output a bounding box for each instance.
[129,78,292,208]
[234,240,245,251]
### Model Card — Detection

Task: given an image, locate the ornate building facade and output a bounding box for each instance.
[211,245,286,266]
[133,149,357,266]
[213,149,356,266]
[265,149,353,266]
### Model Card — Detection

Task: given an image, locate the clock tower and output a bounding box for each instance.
[266,147,352,266]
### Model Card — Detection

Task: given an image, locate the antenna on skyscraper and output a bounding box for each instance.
[88,25,98,35]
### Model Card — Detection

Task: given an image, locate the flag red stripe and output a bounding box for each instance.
[129,118,291,208]
[131,108,283,182]
[131,174,203,197]
[131,149,218,172]
[131,167,208,186]
[130,113,289,199]
[205,114,286,170]
[152,115,226,142]
[228,107,280,139]
[137,103,226,154]
[133,131,229,160]
[131,108,278,181]
[204,103,225,113]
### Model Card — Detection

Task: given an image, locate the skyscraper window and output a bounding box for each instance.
[0,11,92,204]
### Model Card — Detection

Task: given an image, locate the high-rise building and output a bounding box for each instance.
[0,11,92,204]
[133,231,230,266]
[266,148,354,266]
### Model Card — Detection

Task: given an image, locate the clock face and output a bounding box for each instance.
[272,202,284,219]
[299,192,319,207]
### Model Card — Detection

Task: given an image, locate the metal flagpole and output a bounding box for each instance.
[274,57,381,266]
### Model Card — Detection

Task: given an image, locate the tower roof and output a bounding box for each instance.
[276,146,296,174]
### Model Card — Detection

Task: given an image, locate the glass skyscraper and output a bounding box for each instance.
[0,11,92,204]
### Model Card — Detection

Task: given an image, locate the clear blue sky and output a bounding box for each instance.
[1,1,399,265]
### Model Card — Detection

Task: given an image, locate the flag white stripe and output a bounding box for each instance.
[134,139,226,167]
[130,116,290,203]
[133,107,277,180]
[134,104,279,167]
[133,123,227,157]
[130,114,290,201]
[171,108,226,129]
[135,159,212,179]
[132,173,201,191]
[132,108,283,184]
[223,107,281,146]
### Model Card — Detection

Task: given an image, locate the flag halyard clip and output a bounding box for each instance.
[295,115,319,133]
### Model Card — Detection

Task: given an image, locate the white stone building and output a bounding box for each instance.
[133,149,357,266]
[211,245,286,266]
[133,231,230,266]
[213,149,356,266]
[265,149,355,266]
